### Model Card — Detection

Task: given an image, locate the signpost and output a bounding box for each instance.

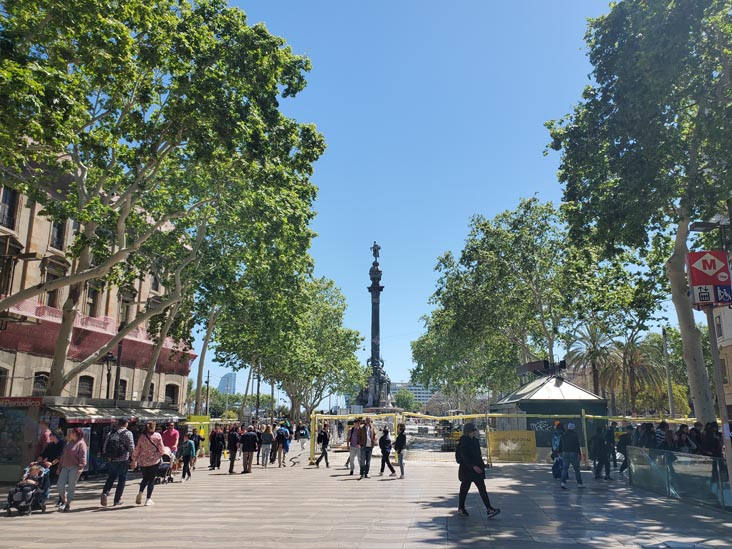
[687,249,732,500]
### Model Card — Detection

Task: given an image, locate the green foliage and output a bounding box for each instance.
[394,388,419,413]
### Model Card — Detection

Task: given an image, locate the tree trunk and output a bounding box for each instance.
[610,389,617,416]
[194,305,221,415]
[591,359,600,396]
[667,218,715,423]
[630,367,637,416]
[141,302,180,403]
[46,241,93,396]
[239,366,252,422]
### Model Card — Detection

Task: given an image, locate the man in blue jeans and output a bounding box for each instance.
[100,418,135,506]
[559,422,584,490]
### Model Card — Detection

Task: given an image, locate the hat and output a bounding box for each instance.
[567,422,576,430]
[463,422,477,435]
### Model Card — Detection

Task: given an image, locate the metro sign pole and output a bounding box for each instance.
[687,250,732,497]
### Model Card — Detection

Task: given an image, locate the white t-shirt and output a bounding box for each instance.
[365,426,373,447]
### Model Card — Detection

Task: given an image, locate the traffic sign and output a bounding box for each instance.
[687,250,732,307]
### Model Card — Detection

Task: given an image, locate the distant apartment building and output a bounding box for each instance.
[218,372,236,395]
[0,185,194,410]
[391,381,436,404]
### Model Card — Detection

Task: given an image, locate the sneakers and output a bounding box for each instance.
[560,482,567,489]
[144,499,154,506]
[135,492,143,505]
[62,504,71,513]
[578,483,585,488]
[315,462,320,468]
[113,500,123,506]
[390,472,397,477]
[487,508,501,518]
[604,476,613,481]
[100,493,108,507]
[349,471,354,476]
[399,474,404,479]
[457,508,469,516]
[378,472,384,476]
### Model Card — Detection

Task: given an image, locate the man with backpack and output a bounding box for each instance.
[100,418,135,507]
[275,423,290,467]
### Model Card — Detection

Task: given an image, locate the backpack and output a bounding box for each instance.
[276,428,287,444]
[104,429,126,460]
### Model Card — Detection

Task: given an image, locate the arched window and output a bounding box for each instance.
[0,367,8,397]
[165,384,179,406]
[77,375,94,398]
[32,372,49,396]
[147,383,155,401]
[117,379,127,400]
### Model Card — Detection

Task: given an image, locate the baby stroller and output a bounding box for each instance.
[155,453,174,485]
[5,465,50,516]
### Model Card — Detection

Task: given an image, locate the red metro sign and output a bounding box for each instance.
[687,250,732,307]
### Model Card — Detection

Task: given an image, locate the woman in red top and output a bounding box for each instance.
[131,421,165,506]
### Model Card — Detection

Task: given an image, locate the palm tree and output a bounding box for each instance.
[615,335,664,415]
[565,322,616,396]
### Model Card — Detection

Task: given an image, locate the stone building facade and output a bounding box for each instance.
[0,186,193,411]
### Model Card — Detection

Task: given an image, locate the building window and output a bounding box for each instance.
[151,275,160,293]
[147,383,155,401]
[0,367,7,397]
[32,372,49,396]
[50,221,66,250]
[117,379,127,400]
[85,286,101,317]
[0,187,18,230]
[165,384,179,406]
[723,358,729,386]
[77,375,94,398]
[44,272,60,308]
[716,316,723,338]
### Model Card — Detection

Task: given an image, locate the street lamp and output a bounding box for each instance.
[103,351,115,399]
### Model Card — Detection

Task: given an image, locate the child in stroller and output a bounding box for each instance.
[154,451,174,484]
[5,464,50,516]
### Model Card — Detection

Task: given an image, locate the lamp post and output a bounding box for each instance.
[689,212,732,498]
[113,321,125,401]
[103,351,115,400]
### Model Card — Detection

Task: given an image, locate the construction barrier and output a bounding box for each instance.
[311,410,702,467]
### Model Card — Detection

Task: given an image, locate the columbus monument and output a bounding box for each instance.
[356,241,392,409]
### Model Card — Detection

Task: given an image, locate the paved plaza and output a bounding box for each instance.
[2,447,732,549]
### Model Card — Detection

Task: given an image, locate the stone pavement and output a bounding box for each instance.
[1,447,731,549]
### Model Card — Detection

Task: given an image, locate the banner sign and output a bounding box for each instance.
[687,250,732,307]
[488,430,537,462]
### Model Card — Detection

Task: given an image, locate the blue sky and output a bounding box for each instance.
[191,1,613,401]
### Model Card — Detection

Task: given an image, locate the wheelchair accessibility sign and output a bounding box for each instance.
[687,250,732,307]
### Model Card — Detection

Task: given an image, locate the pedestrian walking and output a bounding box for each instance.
[56,427,87,512]
[100,418,134,507]
[346,419,362,475]
[379,427,396,476]
[616,425,634,475]
[190,428,203,470]
[178,432,195,481]
[260,425,274,468]
[131,421,166,506]
[394,423,407,479]
[590,426,612,480]
[240,425,258,473]
[455,423,500,518]
[209,424,225,470]
[161,422,180,455]
[559,422,584,489]
[296,421,310,451]
[315,423,330,468]
[227,424,240,474]
[275,423,291,467]
[358,417,377,479]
